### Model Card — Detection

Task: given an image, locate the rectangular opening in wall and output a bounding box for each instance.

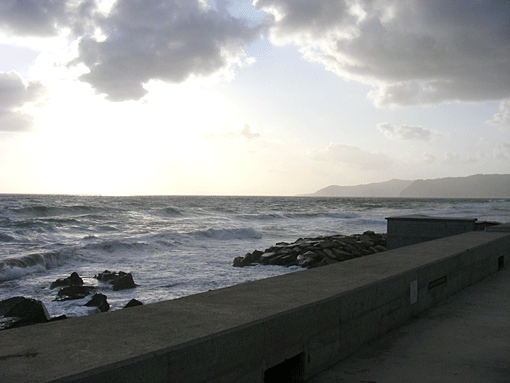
[498,256,504,270]
[428,275,447,290]
[264,352,305,383]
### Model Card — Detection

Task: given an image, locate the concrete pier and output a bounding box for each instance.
[1,227,509,383]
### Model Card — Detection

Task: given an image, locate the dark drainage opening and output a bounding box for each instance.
[428,275,447,290]
[498,256,504,270]
[264,353,305,383]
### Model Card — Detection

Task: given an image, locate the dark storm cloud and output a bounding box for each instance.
[0,71,46,131]
[255,0,510,106]
[74,0,263,101]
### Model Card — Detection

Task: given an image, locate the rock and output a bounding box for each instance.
[48,315,67,322]
[112,273,137,291]
[85,293,109,312]
[95,270,138,291]
[232,230,387,269]
[56,285,95,301]
[322,249,336,259]
[259,252,277,265]
[94,270,117,283]
[50,272,84,289]
[124,299,143,309]
[0,296,50,330]
[233,256,245,267]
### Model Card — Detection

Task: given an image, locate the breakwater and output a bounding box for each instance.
[1,225,509,383]
[233,231,387,268]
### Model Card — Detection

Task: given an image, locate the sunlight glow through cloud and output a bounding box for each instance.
[0,0,508,195]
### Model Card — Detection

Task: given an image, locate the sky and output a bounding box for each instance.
[0,0,509,196]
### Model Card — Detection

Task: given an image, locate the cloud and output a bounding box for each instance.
[485,99,510,130]
[0,71,46,131]
[0,0,95,37]
[420,152,436,165]
[377,123,432,141]
[442,151,483,166]
[71,0,262,101]
[494,143,510,161]
[202,123,260,140]
[255,0,510,106]
[309,143,393,171]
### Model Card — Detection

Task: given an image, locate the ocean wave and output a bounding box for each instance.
[81,239,149,253]
[158,207,183,216]
[0,232,15,242]
[193,227,262,240]
[323,212,361,219]
[0,250,72,281]
[237,213,284,221]
[9,205,102,218]
[284,212,360,219]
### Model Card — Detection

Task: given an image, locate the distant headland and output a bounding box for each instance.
[310,174,510,198]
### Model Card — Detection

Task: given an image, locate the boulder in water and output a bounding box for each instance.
[0,296,50,330]
[95,270,138,291]
[123,299,143,309]
[85,293,109,312]
[50,272,84,289]
[56,285,95,301]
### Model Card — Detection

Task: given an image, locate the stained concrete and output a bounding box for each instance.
[308,266,510,383]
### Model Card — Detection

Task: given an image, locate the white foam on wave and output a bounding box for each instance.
[0,250,73,281]
[0,263,47,281]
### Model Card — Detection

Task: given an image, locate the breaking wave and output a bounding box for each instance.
[0,250,73,281]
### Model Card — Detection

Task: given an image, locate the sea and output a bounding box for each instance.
[1,194,509,319]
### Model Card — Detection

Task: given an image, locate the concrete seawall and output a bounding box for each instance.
[1,228,510,383]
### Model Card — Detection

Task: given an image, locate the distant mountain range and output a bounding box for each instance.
[310,174,510,198]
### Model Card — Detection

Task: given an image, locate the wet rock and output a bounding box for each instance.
[0,296,50,330]
[123,299,143,309]
[48,315,67,322]
[233,231,387,269]
[50,272,84,289]
[56,285,96,301]
[113,273,137,291]
[85,293,109,312]
[94,270,138,291]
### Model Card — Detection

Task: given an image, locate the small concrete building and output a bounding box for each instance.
[385,215,478,250]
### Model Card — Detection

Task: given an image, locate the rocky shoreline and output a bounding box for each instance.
[0,270,141,331]
[233,230,387,268]
[1,231,387,331]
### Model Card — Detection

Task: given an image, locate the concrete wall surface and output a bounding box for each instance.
[386,215,478,249]
[1,229,509,383]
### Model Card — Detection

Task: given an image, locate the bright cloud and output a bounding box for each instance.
[256,0,510,106]
[202,123,260,140]
[442,151,484,166]
[377,123,432,141]
[309,143,394,171]
[486,99,510,131]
